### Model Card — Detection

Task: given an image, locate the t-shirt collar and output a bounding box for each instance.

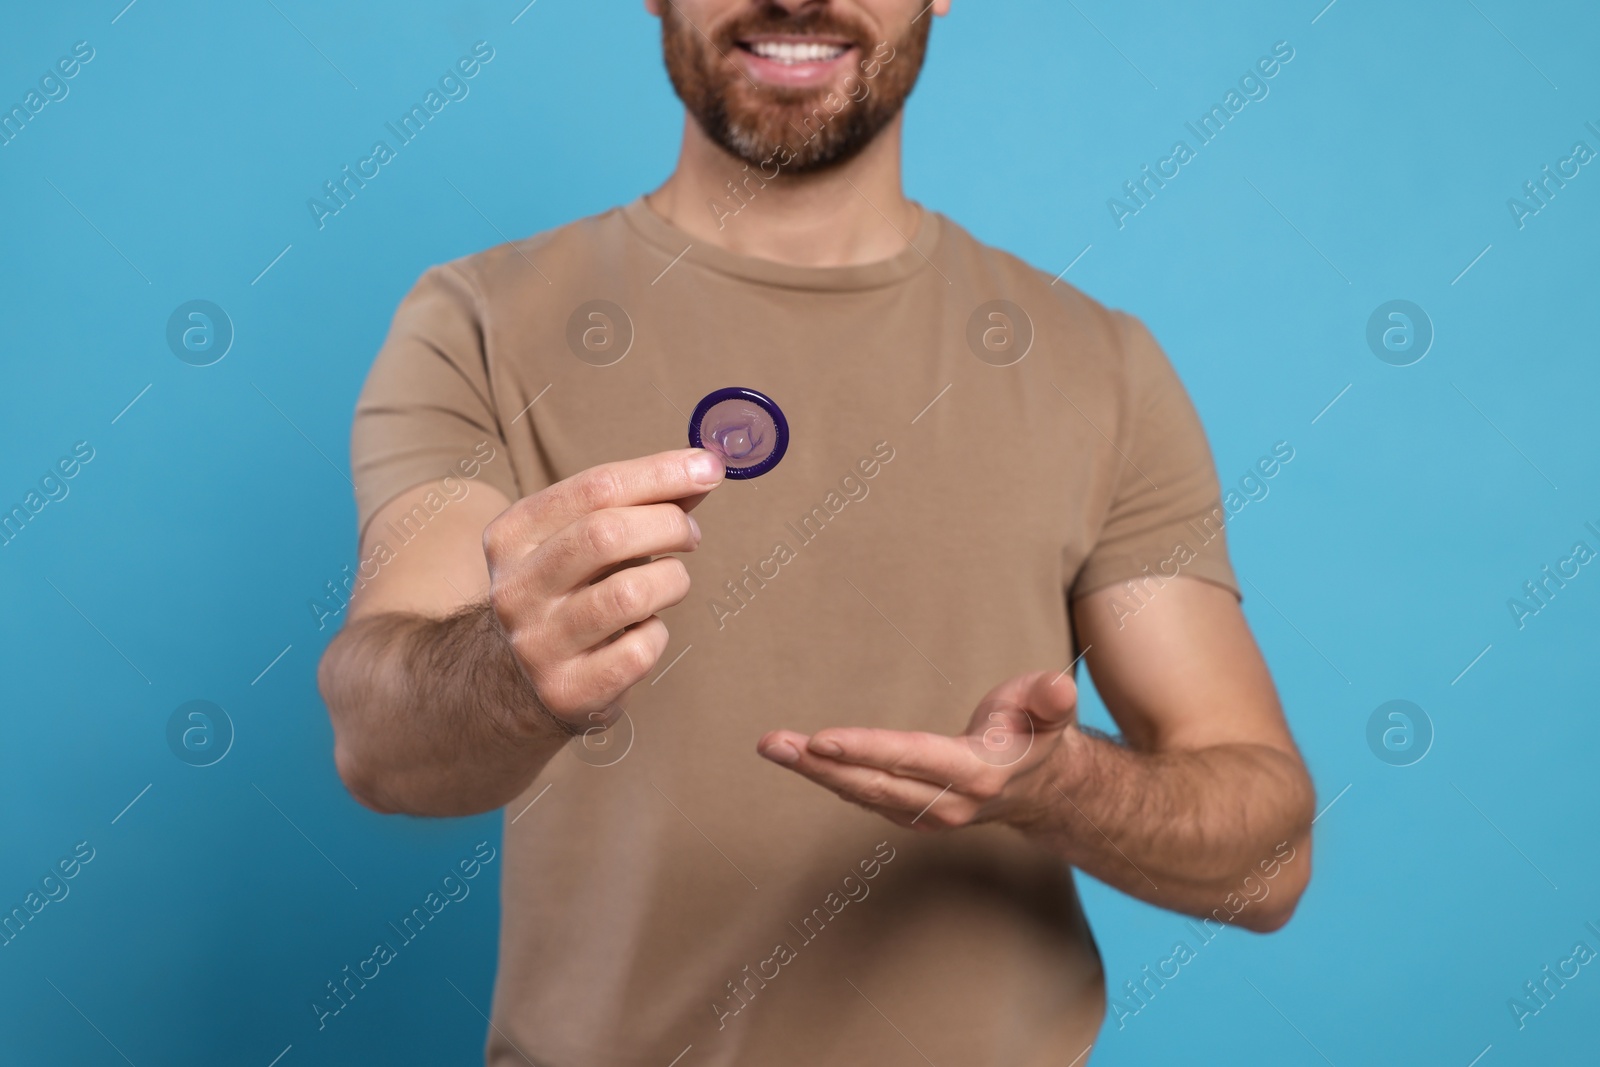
[620,194,942,293]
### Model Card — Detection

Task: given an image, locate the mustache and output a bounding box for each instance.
[715,7,872,50]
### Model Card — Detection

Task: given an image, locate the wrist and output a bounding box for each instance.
[460,600,579,748]
[1003,723,1097,832]
[1053,720,1103,791]
[492,669,590,749]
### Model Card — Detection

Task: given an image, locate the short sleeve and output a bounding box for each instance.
[1070,311,1240,601]
[350,263,520,542]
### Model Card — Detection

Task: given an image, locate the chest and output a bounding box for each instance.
[487,278,1121,720]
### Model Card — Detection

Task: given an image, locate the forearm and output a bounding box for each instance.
[1017,729,1315,931]
[318,600,571,817]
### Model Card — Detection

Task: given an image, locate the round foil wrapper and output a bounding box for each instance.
[688,387,788,480]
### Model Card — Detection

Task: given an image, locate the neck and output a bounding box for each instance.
[645,113,920,268]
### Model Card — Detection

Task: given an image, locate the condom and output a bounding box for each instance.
[688,387,788,480]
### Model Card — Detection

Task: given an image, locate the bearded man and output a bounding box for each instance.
[318,2,1316,1064]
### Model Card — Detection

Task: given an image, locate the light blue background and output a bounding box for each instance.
[2,1,1596,1064]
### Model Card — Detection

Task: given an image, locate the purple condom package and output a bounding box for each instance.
[688,387,789,480]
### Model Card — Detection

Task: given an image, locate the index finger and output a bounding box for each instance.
[497,448,725,547]
[801,728,985,788]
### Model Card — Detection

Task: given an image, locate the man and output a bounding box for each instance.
[318,1,1316,1063]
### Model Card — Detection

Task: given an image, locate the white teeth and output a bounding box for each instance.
[748,40,847,64]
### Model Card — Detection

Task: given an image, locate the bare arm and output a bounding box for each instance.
[317,481,559,816]
[757,577,1315,933]
[318,450,725,816]
[1030,578,1314,930]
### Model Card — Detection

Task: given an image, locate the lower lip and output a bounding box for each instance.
[735,45,859,89]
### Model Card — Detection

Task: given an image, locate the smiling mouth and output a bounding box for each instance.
[735,36,856,65]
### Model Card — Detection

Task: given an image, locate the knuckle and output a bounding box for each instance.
[536,662,588,719]
[583,513,627,557]
[481,514,506,559]
[491,568,545,630]
[855,778,890,807]
[597,644,650,693]
[486,496,544,559]
[621,636,658,677]
[886,750,917,777]
[539,682,581,721]
[576,467,626,513]
[591,665,627,697]
[608,574,647,619]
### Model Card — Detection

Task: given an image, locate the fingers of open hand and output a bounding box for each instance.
[758,730,987,831]
[806,728,1006,799]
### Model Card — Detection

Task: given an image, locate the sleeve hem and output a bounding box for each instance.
[1069,507,1240,604]
[356,460,521,546]
[1070,568,1242,605]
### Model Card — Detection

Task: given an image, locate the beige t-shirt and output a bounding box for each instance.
[350,196,1238,1066]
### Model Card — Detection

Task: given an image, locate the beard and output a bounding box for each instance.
[659,2,932,174]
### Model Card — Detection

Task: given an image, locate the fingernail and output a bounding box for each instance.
[689,451,724,485]
[763,741,800,765]
[809,738,843,758]
[687,513,701,543]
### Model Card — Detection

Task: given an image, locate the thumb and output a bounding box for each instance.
[964,669,1079,738]
[1022,669,1078,728]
